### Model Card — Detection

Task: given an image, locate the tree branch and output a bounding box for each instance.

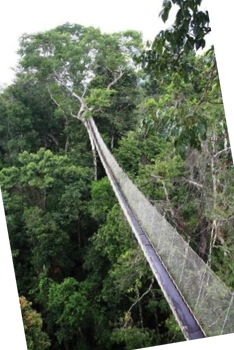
[107,69,124,90]
[214,147,231,158]
[192,64,216,115]
[181,177,203,189]
[47,132,59,146]
[47,86,61,109]
[123,278,154,328]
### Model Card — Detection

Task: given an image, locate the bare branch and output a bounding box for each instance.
[181,177,203,189]
[47,86,61,109]
[47,132,59,146]
[63,86,88,121]
[151,174,162,179]
[71,90,85,105]
[107,69,124,90]
[124,278,154,328]
[81,83,88,98]
[214,147,231,158]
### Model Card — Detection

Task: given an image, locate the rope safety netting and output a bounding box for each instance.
[88,118,234,337]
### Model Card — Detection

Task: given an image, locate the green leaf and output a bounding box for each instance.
[160,1,172,23]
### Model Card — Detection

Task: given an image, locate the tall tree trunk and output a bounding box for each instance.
[208,133,218,265]
[64,135,69,153]
[84,120,97,181]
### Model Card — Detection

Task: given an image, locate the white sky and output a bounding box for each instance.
[0,0,169,87]
[0,0,214,87]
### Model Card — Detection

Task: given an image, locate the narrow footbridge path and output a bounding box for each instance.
[86,118,234,340]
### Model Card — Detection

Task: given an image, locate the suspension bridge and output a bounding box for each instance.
[86,117,234,341]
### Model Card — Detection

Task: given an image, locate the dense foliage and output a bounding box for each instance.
[1,4,233,349]
[140,0,211,77]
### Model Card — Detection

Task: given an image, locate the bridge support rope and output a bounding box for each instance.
[87,118,206,340]
[86,117,234,338]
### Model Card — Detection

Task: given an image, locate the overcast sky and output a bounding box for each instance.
[0,0,172,86]
[0,0,214,87]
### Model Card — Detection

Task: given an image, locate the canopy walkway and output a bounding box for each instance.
[86,117,234,341]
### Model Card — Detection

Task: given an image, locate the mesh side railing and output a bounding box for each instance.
[89,118,234,337]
